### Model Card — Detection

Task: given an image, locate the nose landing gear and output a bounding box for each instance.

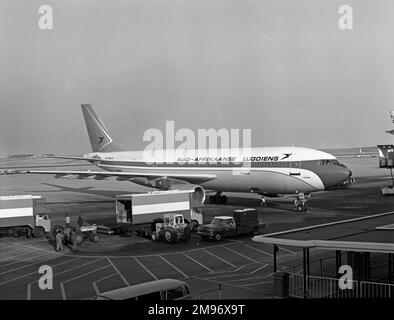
[294,193,309,213]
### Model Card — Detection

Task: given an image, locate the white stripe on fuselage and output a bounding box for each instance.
[84,147,336,163]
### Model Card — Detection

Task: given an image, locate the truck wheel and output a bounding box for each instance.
[296,205,304,213]
[183,227,191,242]
[214,233,223,241]
[75,232,84,244]
[189,220,199,232]
[151,231,160,242]
[90,234,100,243]
[32,227,45,238]
[164,228,177,244]
[209,195,216,204]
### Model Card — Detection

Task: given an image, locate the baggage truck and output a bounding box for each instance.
[197,208,265,241]
[0,195,51,238]
[115,190,203,243]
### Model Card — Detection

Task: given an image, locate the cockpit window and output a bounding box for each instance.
[318,159,340,165]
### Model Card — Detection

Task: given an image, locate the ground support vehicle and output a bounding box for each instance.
[0,195,51,238]
[197,208,264,241]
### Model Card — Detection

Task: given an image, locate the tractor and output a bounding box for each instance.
[151,213,191,244]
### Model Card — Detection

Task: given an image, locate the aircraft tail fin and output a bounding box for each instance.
[81,104,122,152]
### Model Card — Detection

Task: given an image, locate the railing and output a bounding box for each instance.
[283,253,347,278]
[289,273,394,298]
[196,284,222,300]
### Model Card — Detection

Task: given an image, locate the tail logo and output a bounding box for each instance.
[281,153,292,160]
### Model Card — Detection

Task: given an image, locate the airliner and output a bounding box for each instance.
[21,104,353,211]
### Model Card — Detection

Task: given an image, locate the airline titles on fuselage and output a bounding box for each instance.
[176,156,283,162]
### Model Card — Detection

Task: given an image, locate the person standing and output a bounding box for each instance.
[71,230,79,252]
[65,214,71,228]
[77,215,84,229]
[55,231,63,252]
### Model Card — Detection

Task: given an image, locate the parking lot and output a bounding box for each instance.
[0,235,299,300]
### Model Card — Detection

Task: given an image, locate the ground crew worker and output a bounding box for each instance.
[71,230,79,252]
[77,215,84,229]
[65,214,71,228]
[55,231,64,252]
[64,227,71,244]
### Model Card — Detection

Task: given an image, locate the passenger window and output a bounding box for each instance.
[165,287,185,300]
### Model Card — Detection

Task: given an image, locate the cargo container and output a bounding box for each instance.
[115,190,203,243]
[0,195,51,237]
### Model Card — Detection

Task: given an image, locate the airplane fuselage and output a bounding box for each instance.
[83,146,352,195]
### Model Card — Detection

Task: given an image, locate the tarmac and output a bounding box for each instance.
[0,155,393,299]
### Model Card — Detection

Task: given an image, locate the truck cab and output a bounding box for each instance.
[197,209,264,241]
[197,216,237,241]
[35,213,51,232]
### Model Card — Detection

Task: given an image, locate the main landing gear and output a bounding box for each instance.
[260,196,266,207]
[209,191,228,204]
[294,193,309,213]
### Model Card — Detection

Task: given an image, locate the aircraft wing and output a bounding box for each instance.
[43,155,99,162]
[17,169,216,185]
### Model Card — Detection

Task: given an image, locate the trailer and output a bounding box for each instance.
[0,195,51,238]
[115,190,203,243]
[197,208,265,241]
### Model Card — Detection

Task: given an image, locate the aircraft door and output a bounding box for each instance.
[289,153,301,176]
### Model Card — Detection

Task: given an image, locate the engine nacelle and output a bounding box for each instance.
[169,184,206,207]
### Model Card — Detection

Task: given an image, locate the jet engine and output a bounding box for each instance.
[169,184,206,206]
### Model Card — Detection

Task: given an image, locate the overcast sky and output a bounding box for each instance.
[1,0,394,155]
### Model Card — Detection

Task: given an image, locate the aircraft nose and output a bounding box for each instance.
[320,164,354,190]
[337,166,354,188]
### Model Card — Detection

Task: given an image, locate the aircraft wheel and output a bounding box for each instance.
[220,195,228,204]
